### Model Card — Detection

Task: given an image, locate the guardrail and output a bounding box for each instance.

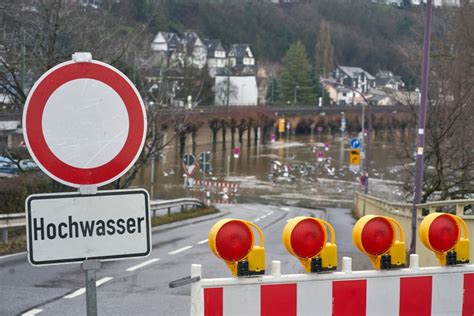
[0,198,206,243]
[354,192,474,267]
[150,198,205,217]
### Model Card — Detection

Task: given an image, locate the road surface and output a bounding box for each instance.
[0,203,370,315]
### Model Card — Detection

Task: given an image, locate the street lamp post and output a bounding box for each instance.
[410,0,433,255]
[293,85,299,106]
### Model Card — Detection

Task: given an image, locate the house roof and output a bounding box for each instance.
[228,44,253,59]
[182,32,202,46]
[204,39,225,57]
[338,66,375,80]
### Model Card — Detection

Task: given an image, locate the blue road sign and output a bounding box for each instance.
[199,152,212,163]
[350,138,361,149]
[182,154,195,167]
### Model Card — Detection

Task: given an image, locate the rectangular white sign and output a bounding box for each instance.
[26,189,151,266]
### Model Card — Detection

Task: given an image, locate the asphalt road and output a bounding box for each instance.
[0,203,370,316]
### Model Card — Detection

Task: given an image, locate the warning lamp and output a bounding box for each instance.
[282,216,337,273]
[352,215,406,270]
[419,213,469,266]
[208,219,265,277]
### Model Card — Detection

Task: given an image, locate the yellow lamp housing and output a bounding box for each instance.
[282,216,337,273]
[208,218,265,277]
[419,213,469,266]
[352,215,406,270]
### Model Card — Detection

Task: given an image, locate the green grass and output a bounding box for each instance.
[0,206,219,256]
[151,206,219,227]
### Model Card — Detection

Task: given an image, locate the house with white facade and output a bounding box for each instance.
[227,44,256,76]
[204,39,227,77]
[182,32,207,69]
[150,32,181,54]
[322,82,367,106]
[332,66,376,94]
[214,76,258,106]
[228,44,255,67]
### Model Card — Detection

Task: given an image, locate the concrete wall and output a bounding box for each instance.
[214,76,258,106]
[354,192,474,267]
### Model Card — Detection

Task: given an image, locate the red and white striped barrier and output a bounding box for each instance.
[190,255,474,315]
[194,180,240,192]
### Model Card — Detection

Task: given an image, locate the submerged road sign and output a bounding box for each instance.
[182,154,195,166]
[22,57,147,188]
[350,138,361,149]
[26,189,151,266]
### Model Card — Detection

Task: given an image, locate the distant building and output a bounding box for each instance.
[214,76,258,106]
[150,32,181,54]
[204,39,227,77]
[182,32,207,69]
[331,66,376,94]
[322,83,367,106]
[228,44,256,76]
[375,70,405,91]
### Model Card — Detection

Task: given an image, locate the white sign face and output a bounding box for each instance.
[26,189,151,266]
[42,79,129,169]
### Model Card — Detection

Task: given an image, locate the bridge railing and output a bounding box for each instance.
[354,192,474,267]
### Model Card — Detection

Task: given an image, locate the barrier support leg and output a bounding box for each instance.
[342,257,352,273]
[1,229,7,243]
[190,264,203,316]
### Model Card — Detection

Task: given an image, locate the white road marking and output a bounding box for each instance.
[0,251,26,260]
[268,211,274,215]
[96,277,113,286]
[280,207,291,212]
[64,288,86,299]
[64,277,113,299]
[168,246,193,255]
[197,239,208,245]
[254,218,261,222]
[126,258,160,272]
[22,309,43,316]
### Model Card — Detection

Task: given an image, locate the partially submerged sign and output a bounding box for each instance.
[26,189,151,266]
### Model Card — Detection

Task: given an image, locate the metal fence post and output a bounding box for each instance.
[1,229,7,243]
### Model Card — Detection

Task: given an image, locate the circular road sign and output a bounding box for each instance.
[182,154,195,167]
[23,59,147,188]
[350,138,361,149]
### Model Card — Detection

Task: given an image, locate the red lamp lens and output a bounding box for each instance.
[290,219,325,258]
[215,220,253,261]
[428,214,459,252]
[361,217,394,256]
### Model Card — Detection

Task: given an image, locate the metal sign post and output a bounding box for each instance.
[80,186,99,316]
[83,259,100,316]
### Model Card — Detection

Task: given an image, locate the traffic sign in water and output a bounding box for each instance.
[350,138,361,149]
[182,154,195,167]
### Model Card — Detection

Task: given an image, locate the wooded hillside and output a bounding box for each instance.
[129,0,429,86]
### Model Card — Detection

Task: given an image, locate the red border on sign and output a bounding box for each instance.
[24,62,145,186]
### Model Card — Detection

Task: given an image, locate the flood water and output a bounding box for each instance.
[132,126,410,208]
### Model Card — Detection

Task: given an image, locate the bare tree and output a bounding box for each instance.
[399,3,474,202]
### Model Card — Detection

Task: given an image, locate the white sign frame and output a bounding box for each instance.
[26,189,151,266]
